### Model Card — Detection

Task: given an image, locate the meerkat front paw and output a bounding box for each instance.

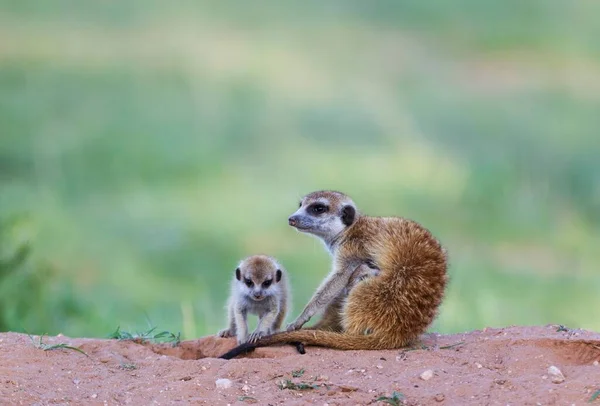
[286,320,304,332]
[246,330,269,343]
[217,328,234,338]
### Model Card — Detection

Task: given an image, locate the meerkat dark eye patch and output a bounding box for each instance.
[309,203,328,215]
[275,269,282,282]
[235,268,241,280]
[341,205,356,226]
[244,278,254,287]
[262,279,272,288]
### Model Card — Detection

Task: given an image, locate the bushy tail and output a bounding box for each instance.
[219,330,390,360]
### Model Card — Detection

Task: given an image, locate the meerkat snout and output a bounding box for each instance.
[288,191,358,250]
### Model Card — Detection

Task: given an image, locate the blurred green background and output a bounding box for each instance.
[1,0,599,339]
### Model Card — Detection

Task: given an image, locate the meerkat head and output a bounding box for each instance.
[288,190,358,244]
[235,255,283,302]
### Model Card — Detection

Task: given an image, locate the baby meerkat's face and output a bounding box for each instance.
[235,256,282,301]
[288,190,357,242]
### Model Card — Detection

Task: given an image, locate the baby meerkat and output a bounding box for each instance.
[217,255,289,344]
[220,190,448,359]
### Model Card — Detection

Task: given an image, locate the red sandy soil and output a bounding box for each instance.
[1,325,599,405]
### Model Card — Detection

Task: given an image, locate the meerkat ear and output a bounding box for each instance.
[275,269,282,282]
[341,205,356,226]
[235,268,241,280]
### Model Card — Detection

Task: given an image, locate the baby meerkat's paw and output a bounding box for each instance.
[217,328,233,338]
[246,330,269,343]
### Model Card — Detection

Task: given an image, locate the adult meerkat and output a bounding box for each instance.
[217,255,289,344]
[220,190,447,359]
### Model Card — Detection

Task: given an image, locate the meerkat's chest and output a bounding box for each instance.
[243,296,277,316]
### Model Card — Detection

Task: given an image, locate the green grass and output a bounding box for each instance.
[277,379,322,391]
[119,362,138,370]
[0,1,599,339]
[108,325,180,346]
[28,334,88,356]
[376,391,405,406]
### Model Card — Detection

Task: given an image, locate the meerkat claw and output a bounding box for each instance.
[247,331,265,343]
[286,321,303,332]
[217,329,233,338]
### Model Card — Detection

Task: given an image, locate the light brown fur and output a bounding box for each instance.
[220,191,447,358]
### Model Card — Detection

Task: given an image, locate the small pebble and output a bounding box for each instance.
[594,361,599,366]
[91,394,98,399]
[241,385,250,392]
[435,393,445,402]
[475,363,482,369]
[215,378,233,390]
[420,370,434,381]
[547,366,565,384]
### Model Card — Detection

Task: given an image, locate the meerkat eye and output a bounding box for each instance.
[310,204,328,215]
[244,278,253,287]
[262,279,272,288]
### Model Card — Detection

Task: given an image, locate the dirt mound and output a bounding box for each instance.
[1,325,599,405]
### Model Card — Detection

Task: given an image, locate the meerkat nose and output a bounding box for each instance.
[288,216,298,226]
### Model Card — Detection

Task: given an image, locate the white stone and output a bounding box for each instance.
[215,379,233,390]
[420,370,434,381]
[547,366,565,384]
